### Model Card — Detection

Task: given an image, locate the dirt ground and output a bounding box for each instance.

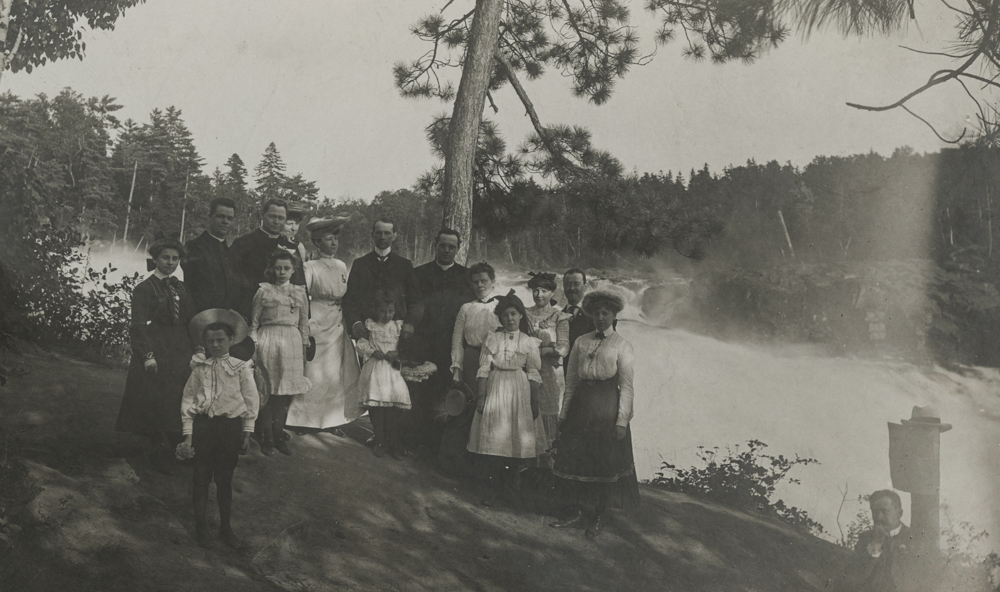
[0,351,850,592]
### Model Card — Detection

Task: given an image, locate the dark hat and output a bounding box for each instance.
[285,202,309,221]
[527,271,558,291]
[189,308,250,344]
[901,405,952,432]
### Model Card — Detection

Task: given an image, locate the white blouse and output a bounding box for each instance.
[561,328,635,428]
[476,330,543,383]
[181,355,259,435]
[451,297,502,372]
[304,256,349,302]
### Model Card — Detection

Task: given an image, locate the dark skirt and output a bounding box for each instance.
[553,376,640,510]
[192,415,243,474]
[116,323,193,435]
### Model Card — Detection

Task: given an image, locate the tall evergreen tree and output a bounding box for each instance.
[254,142,287,201]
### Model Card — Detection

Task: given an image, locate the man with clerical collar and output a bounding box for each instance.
[410,228,475,452]
[342,217,423,344]
[846,489,927,592]
[230,198,305,320]
[182,197,240,313]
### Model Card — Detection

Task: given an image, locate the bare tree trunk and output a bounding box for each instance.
[442,0,504,265]
[179,166,191,241]
[123,160,138,244]
[0,0,27,87]
[777,209,795,258]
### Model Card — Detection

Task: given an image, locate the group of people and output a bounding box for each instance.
[114,197,640,547]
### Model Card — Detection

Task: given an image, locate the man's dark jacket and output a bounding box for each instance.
[414,261,474,367]
[229,228,305,319]
[342,251,424,332]
[845,524,928,592]
[182,231,240,313]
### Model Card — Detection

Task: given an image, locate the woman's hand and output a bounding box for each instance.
[476,396,486,414]
[144,358,158,374]
[239,433,251,455]
[615,426,627,441]
[452,368,462,385]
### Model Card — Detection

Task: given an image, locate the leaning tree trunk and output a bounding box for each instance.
[442,0,504,265]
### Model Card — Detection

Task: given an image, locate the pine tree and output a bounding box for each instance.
[254,142,287,201]
[225,153,248,193]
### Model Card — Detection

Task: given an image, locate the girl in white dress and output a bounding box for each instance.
[251,250,311,457]
[356,290,410,460]
[286,218,362,430]
[467,291,542,505]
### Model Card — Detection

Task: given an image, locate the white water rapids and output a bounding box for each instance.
[83,245,1000,551]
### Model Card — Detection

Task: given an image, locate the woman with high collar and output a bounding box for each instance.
[286,217,362,431]
[551,290,639,538]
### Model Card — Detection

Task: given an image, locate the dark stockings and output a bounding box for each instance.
[258,395,291,444]
[369,407,402,450]
[193,464,237,535]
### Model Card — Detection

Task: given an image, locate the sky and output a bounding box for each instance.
[0,0,973,201]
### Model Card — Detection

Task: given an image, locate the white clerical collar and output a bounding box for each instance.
[889,524,902,537]
[374,246,391,258]
[208,232,226,242]
[152,269,170,280]
[259,225,279,239]
[436,261,454,271]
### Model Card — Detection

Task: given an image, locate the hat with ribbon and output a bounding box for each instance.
[901,405,952,432]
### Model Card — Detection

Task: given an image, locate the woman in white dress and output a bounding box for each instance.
[286,217,362,430]
[524,271,570,466]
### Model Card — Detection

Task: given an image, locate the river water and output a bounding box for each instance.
[85,246,1000,551]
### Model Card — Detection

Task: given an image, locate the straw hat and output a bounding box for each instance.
[444,381,475,417]
[901,405,952,432]
[306,216,350,234]
[189,308,250,344]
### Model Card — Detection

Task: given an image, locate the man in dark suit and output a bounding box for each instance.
[343,217,423,340]
[845,490,928,592]
[410,228,475,452]
[562,269,594,375]
[181,197,240,312]
[229,198,291,320]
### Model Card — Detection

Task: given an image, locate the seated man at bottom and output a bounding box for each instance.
[844,489,931,592]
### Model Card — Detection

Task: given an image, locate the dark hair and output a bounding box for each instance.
[148,237,187,260]
[527,271,557,291]
[468,261,496,281]
[263,249,299,283]
[261,198,288,217]
[563,268,587,284]
[209,197,236,216]
[203,322,235,338]
[435,227,461,246]
[371,217,395,233]
[368,289,397,321]
[493,290,532,335]
[869,490,902,511]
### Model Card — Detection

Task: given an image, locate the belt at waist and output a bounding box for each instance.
[312,298,342,305]
[579,376,617,388]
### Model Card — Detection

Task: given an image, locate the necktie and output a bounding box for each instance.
[163,276,181,324]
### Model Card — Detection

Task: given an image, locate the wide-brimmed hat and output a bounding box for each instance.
[581,289,626,316]
[901,405,952,432]
[189,308,250,344]
[285,202,309,221]
[444,381,475,417]
[306,216,350,234]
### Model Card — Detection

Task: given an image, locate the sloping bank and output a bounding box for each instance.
[2,351,851,591]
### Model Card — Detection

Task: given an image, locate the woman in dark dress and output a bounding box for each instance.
[116,237,196,473]
[551,290,639,538]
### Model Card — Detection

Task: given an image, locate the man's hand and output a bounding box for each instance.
[239,433,251,455]
[400,322,414,340]
[615,426,627,441]
[144,358,158,374]
[452,368,462,385]
[867,525,889,556]
[352,321,368,340]
[476,396,486,414]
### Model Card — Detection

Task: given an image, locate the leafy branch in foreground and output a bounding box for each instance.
[651,439,824,535]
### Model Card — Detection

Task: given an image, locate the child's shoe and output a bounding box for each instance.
[219,526,241,549]
[274,440,292,456]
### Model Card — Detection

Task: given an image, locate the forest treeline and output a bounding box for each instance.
[4,87,1000,364]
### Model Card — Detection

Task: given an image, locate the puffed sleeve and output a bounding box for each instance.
[249,286,266,343]
[180,368,201,436]
[296,287,310,344]
[525,336,542,383]
[239,364,259,431]
[356,319,377,358]
[560,340,583,420]
[476,334,496,379]
[451,304,468,372]
[129,281,154,359]
[554,312,571,357]
[616,339,636,428]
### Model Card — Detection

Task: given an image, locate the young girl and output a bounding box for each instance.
[356,290,410,460]
[251,250,311,457]
[181,309,258,548]
[525,272,570,467]
[116,236,195,474]
[467,290,542,506]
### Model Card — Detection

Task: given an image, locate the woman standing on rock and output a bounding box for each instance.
[116,237,196,474]
[551,290,639,538]
[286,217,361,432]
[525,272,570,467]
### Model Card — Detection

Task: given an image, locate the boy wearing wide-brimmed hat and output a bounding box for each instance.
[180,309,259,548]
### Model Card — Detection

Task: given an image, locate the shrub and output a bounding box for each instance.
[651,439,824,535]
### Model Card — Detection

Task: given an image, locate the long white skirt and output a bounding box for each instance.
[287,301,361,428]
[467,368,536,459]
